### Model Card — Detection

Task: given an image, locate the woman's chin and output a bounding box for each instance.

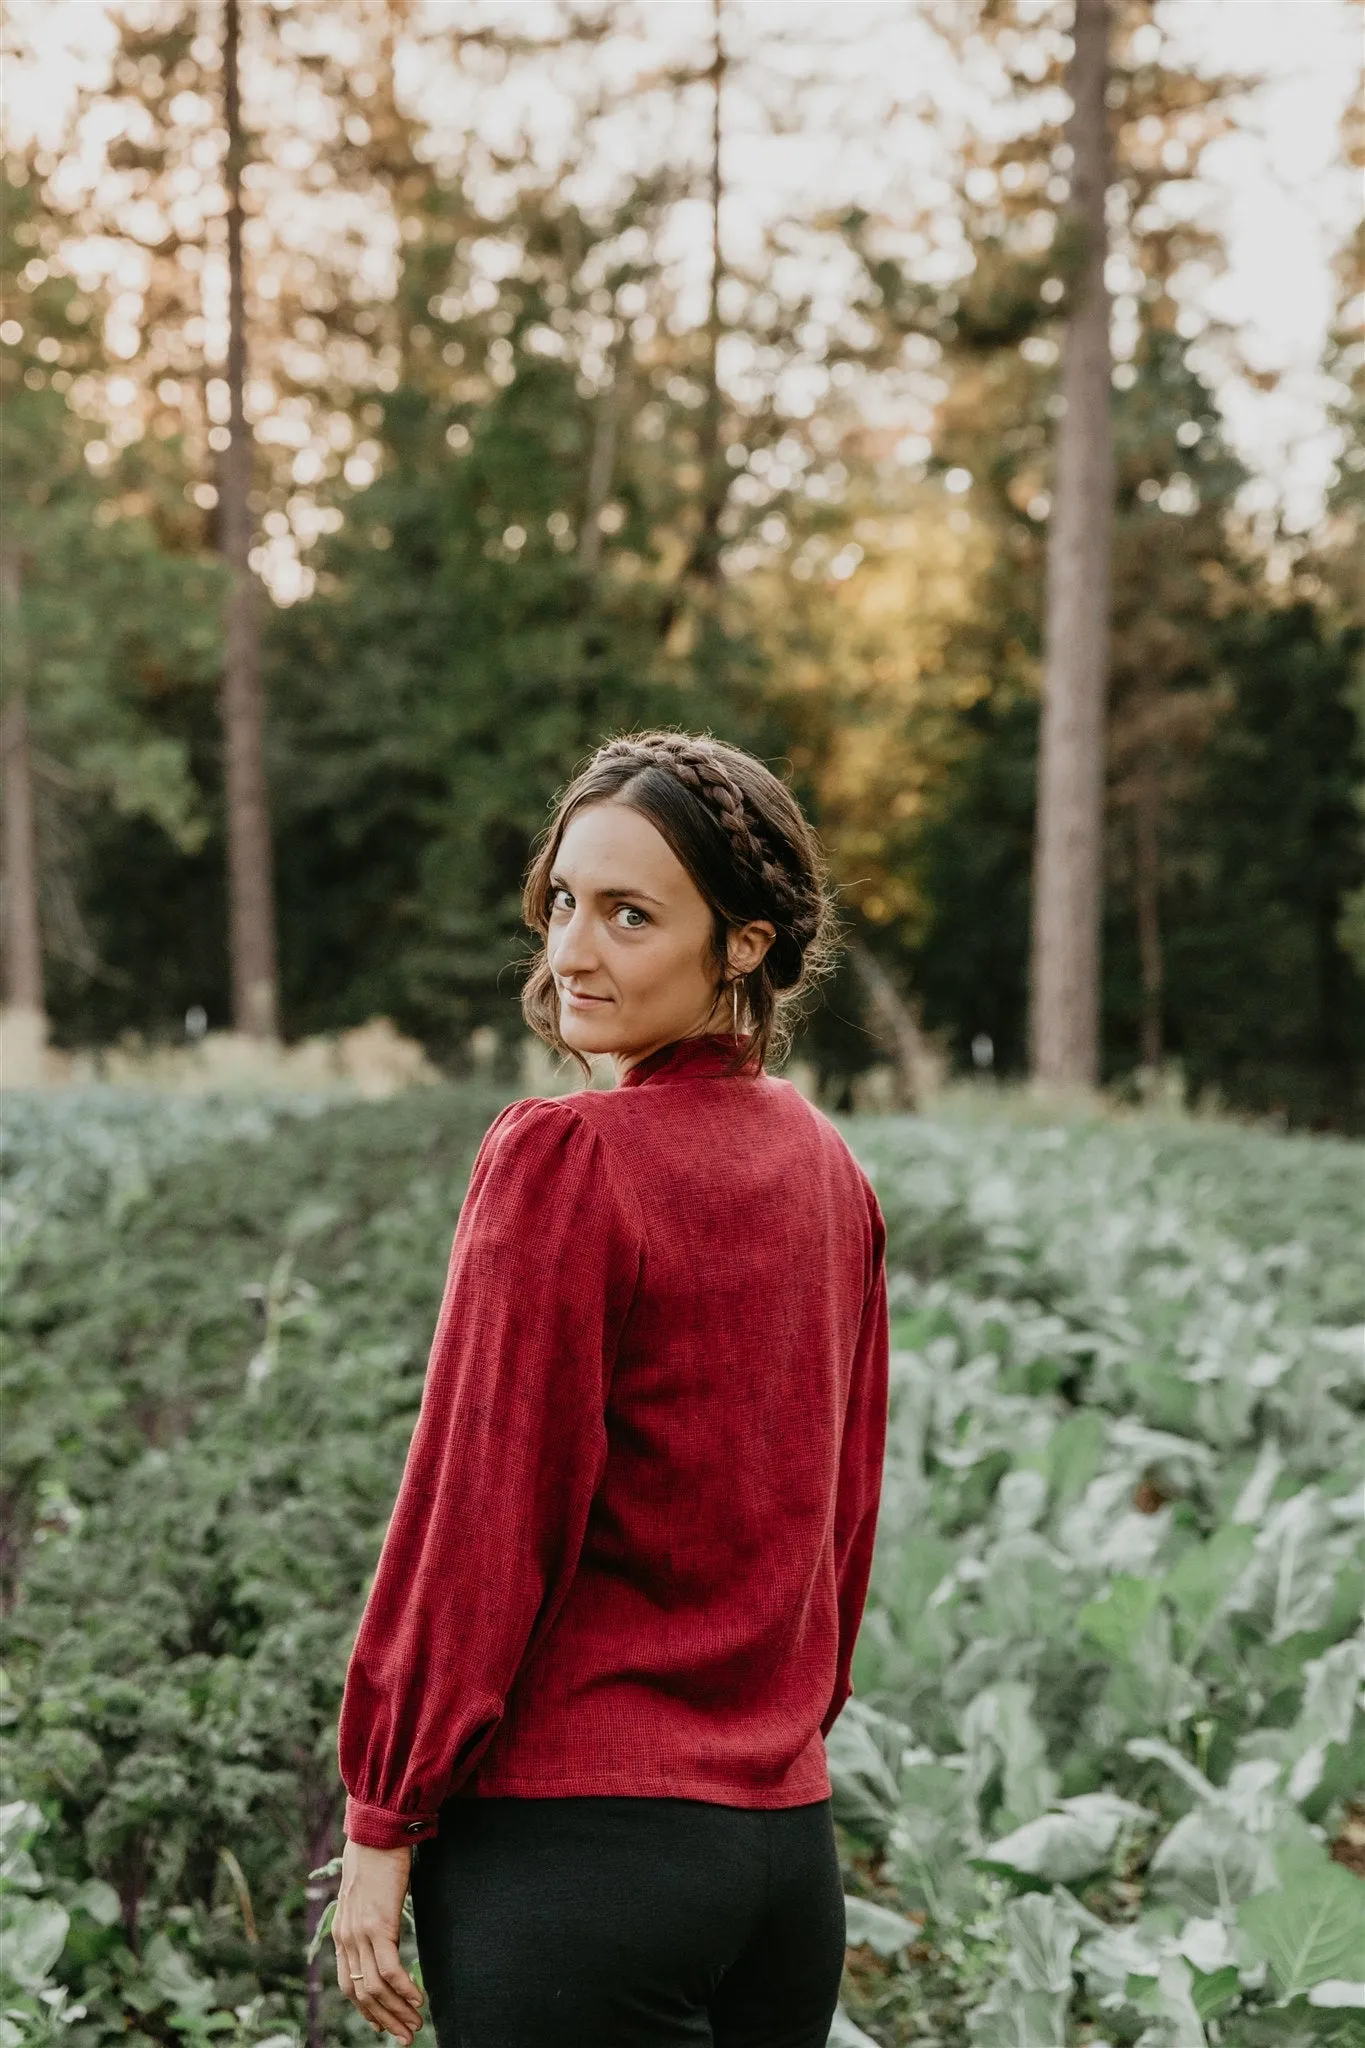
[559,1004,621,1053]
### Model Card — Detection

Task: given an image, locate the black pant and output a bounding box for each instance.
[409,1796,846,2047]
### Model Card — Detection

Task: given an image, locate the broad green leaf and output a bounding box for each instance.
[1102,1599,1204,1735]
[960,1681,1058,1827]
[977,1535,1071,1643]
[1154,1954,1209,2046]
[0,1803,43,1895]
[1190,1964,1241,2020]
[1238,1865,1365,2000]
[980,1793,1149,1884]
[1228,1490,1340,1643]
[1295,1639,1365,1754]
[0,1897,69,1990]
[1178,1914,1235,1975]
[1165,1523,1257,1640]
[1147,1809,1270,1913]
[1127,1735,1219,1804]
[304,1897,337,1966]
[826,2006,880,2047]
[881,1533,956,1639]
[69,1878,121,1927]
[1079,1574,1161,1659]
[1004,1891,1077,1995]
[843,1895,918,1957]
[888,1764,977,1920]
[1041,1411,1107,1509]
[1078,1921,1164,1998]
[1231,1438,1285,1526]
[1270,1811,1337,1890]
[143,1931,216,2015]
[825,1700,907,1845]
[967,1989,1070,2048]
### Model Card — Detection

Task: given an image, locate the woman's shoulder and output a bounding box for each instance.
[476,1091,596,1161]
[774,1086,886,1227]
[465,1093,631,1227]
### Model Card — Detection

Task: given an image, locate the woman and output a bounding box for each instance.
[331,731,890,2048]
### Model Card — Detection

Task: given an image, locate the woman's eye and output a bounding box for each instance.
[548,888,645,926]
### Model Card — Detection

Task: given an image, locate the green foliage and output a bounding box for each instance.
[0,156,226,1028]
[1,1085,507,2045]
[909,353,1365,1126]
[831,1105,1365,2044]
[1239,1863,1365,2004]
[262,160,781,1057]
[1167,604,1365,1126]
[3,1090,1362,2046]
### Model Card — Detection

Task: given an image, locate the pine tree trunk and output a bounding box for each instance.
[659,0,727,654]
[1028,0,1113,1088]
[0,547,47,1078]
[219,0,278,1040]
[1132,761,1163,1070]
[579,341,621,573]
[692,0,726,589]
[699,0,732,589]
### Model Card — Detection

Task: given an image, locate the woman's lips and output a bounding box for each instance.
[561,990,612,1010]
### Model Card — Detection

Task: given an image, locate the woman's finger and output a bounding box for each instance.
[368,1929,423,2013]
[335,1928,391,2037]
[335,1924,357,1998]
[351,1930,422,2041]
[337,1938,379,2032]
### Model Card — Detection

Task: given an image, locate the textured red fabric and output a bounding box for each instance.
[338,1031,889,1850]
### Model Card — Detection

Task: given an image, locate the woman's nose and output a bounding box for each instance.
[549,908,599,975]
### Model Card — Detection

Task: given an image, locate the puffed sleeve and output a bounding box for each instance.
[821,1186,889,1738]
[337,1096,642,1849]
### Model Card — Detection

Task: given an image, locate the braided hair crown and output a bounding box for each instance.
[519,727,838,1079]
[589,730,824,989]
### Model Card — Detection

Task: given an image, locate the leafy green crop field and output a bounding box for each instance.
[1,1089,1362,2048]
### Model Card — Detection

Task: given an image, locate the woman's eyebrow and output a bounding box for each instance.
[550,873,665,907]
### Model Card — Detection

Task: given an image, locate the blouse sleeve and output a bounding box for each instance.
[337,1096,642,1849]
[821,1187,889,1738]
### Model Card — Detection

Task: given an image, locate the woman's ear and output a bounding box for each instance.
[729,921,777,977]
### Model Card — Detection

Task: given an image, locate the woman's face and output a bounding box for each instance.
[546,800,775,1077]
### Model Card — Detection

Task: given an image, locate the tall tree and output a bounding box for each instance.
[1321,81,1365,974]
[0,551,45,1058]
[655,0,730,654]
[1,153,50,1068]
[1028,0,1114,1087]
[218,0,277,1039]
[0,143,218,1054]
[826,0,1244,1086]
[696,0,727,592]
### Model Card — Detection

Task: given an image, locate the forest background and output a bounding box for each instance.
[1,0,1364,1127]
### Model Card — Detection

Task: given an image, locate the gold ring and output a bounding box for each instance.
[351,1974,366,1983]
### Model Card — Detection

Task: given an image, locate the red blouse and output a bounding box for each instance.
[338,1030,889,1850]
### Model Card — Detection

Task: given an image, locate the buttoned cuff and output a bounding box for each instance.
[344,1794,438,1849]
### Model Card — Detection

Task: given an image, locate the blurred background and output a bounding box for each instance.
[1,0,1363,1124]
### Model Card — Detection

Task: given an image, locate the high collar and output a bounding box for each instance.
[617,1031,759,1089]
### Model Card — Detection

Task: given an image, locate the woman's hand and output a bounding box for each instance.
[332,1838,424,2043]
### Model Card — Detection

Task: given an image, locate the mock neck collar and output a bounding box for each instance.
[617,1031,759,1089]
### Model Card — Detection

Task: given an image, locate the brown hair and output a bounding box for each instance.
[520,730,841,1082]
